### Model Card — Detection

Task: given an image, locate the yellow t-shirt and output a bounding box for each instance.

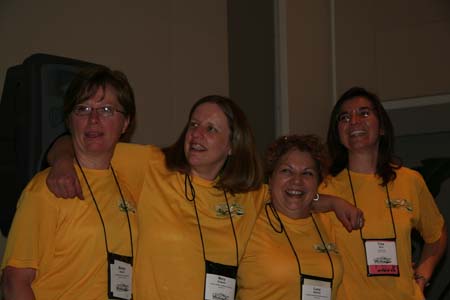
[237,204,343,300]
[111,143,269,300]
[2,166,138,300]
[319,167,445,300]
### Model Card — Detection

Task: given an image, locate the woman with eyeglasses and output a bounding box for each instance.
[1,66,137,300]
[237,134,343,300]
[319,86,447,300]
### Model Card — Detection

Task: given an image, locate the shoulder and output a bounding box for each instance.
[233,184,269,210]
[23,168,51,193]
[319,171,347,192]
[115,142,157,154]
[394,166,426,185]
[15,168,61,211]
[249,184,270,203]
[115,143,165,161]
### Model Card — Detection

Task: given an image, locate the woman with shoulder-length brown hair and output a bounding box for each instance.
[163,95,263,193]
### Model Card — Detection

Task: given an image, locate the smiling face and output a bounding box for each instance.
[68,85,130,168]
[184,102,232,180]
[269,149,319,219]
[337,96,382,155]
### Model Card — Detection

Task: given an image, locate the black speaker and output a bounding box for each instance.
[0,53,96,236]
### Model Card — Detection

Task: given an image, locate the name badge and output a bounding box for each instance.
[108,252,133,299]
[301,275,332,300]
[364,239,399,276]
[204,260,237,300]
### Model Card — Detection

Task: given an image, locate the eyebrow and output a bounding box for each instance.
[339,105,372,113]
[279,163,316,171]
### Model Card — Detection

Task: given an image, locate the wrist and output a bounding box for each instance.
[414,273,430,287]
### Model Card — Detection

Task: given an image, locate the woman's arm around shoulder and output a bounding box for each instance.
[312,194,364,232]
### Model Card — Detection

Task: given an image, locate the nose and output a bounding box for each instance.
[87,109,100,123]
[291,173,303,183]
[190,126,204,138]
[349,110,361,124]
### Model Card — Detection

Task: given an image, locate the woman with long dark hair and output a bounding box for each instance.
[321,87,447,300]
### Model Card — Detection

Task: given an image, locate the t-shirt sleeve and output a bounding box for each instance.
[1,180,59,271]
[112,143,153,204]
[316,212,338,245]
[414,172,445,243]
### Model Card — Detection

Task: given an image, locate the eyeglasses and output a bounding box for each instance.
[337,107,374,123]
[72,105,126,118]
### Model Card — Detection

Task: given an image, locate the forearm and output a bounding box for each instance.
[1,267,36,300]
[312,194,363,232]
[311,194,334,213]
[415,224,448,286]
[47,134,74,166]
[3,284,35,300]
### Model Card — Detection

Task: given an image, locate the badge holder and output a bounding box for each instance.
[363,239,399,277]
[108,252,133,300]
[204,260,237,300]
[301,274,332,300]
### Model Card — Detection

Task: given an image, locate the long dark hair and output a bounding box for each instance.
[327,87,401,185]
[162,95,263,193]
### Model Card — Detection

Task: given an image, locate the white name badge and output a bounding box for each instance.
[302,278,331,300]
[110,259,132,299]
[364,239,399,276]
[204,273,236,300]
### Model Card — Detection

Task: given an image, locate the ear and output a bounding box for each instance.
[121,116,131,134]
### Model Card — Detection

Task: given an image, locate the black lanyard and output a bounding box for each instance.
[75,157,134,258]
[184,174,239,267]
[346,168,397,240]
[265,202,335,282]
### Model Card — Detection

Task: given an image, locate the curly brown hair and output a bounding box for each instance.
[265,134,329,184]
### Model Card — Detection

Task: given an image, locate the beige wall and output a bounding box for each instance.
[276,0,333,138]
[335,0,450,101]
[278,0,450,138]
[0,0,229,146]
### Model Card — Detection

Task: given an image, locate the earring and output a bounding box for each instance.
[313,193,320,201]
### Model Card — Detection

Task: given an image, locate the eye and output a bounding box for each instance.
[302,170,315,177]
[358,108,371,118]
[207,125,218,133]
[189,121,199,128]
[101,106,114,113]
[73,105,91,115]
[338,112,350,123]
[280,167,292,175]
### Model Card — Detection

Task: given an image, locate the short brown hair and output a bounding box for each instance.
[163,95,263,194]
[63,65,136,136]
[265,134,329,184]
